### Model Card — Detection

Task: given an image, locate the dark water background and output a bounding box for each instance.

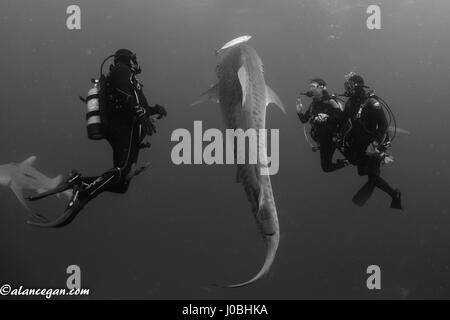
[0,0,449,299]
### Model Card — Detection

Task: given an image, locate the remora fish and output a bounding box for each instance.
[193,36,285,287]
[0,156,71,212]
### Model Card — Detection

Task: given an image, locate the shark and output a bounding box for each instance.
[193,36,285,287]
[0,156,70,212]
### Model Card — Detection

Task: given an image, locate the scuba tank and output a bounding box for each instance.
[85,79,104,140]
[83,51,140,140]
[84,74,109,140]
[83,53,118,140]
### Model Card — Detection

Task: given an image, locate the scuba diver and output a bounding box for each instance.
[341,73,403,210]
[26,49,168,227]
[296,79,349,173]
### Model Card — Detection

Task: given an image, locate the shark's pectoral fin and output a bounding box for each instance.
[265,85,285,113]
[389,126,410,135]
[20,156,37,168]
[10,182,30,211]
[190,84,219,106]
[237,66,249,108]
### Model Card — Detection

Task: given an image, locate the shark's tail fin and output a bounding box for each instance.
[224,189,280,288]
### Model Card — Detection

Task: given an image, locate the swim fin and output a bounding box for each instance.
[352,182,375,207]
[27,184,88,228]
[390,189,404,210]
[27,171,81,202]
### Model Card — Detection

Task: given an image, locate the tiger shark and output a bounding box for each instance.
[193,36,285,287]
[0,156,70,212]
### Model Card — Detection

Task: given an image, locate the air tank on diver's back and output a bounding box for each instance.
[85,79,104,140]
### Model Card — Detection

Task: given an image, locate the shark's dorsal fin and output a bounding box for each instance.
[20,156,37,167]
[237,66,249,108]
[265,85,286,113]
[190,84,219,106]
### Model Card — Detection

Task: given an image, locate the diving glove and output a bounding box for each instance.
[365,142,380,157]
[152,104,167,119]
[313,113,329,123]
[134,105,157,136]
[295,97,304,113]
[381,153,395,165]
[336,159,350,166]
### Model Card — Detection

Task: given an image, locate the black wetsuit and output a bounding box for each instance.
[26,60,167,227]
[298,95,346,173]
[81,62,159,197]
[344,92,396,198]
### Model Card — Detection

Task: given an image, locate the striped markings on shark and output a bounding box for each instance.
[193,35,285,287]
[0,156,71,212]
